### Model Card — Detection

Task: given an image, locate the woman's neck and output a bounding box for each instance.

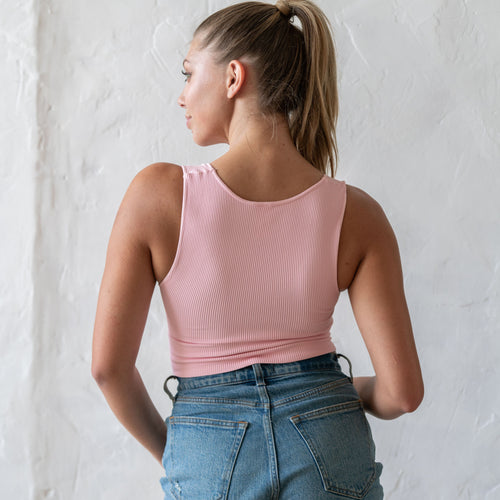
[221,113,308,170]
[211,112,323,202]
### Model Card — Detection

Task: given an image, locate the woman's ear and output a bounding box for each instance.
[226,60,246,99]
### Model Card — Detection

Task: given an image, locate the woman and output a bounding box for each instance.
[92,1,424,498]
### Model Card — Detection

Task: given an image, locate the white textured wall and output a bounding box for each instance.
[1,1,498,498]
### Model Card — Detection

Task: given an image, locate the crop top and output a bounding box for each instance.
[159,163,347,377]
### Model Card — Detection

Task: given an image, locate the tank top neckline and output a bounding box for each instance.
[205,163,328,206]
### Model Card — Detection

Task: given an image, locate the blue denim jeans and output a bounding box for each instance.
[160,353,383,499]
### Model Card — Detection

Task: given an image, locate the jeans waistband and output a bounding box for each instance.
[163,352,353,402]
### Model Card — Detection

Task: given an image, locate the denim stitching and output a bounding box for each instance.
[273,377,350,408]
[290,399,363,421]
[177,367,341,391]
[290,401,377,499]
[168,418,248,499]
[174,396,260,408]
[167,417,180,500]
[220,422,248,500]
[170,416,248,427]
[252,363,280,499]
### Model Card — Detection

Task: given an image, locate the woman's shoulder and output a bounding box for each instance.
[337,184,397,290]
[345,184,384,216]
[344,184,392,239]
[116,163,184,282]
[118,162,183,238]
[125,162,184,212]
[132,162,183,191]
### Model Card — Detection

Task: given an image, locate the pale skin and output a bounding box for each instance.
[92,37,424,464]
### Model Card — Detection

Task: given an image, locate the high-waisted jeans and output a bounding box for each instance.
[160,353,383,499]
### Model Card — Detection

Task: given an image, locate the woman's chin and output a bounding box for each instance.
[192,134,227,148]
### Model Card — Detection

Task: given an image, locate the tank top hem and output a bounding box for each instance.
[171,341,337,378]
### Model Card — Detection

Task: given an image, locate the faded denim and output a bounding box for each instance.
[160,353,383,499]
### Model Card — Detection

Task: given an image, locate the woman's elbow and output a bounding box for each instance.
[397,381,424,414]
[91,358,132,387]
[91,360,111,386]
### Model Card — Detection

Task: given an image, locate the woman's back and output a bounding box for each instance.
[130,157,383,307]
[158,162,345,376]
[91,2,423,496]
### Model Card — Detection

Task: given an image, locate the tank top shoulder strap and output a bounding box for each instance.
[182,163,211,175]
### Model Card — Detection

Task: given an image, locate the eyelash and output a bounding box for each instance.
[181,70,191,81]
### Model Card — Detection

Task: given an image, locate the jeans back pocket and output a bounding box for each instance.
[161,416,248,500]
[290,400,380,499]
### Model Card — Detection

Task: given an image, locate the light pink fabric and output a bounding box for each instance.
[159,163,347,377]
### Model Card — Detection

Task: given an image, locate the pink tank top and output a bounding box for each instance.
[159,163,347,377]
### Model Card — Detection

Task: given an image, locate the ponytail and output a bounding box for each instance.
[194,0,339,177]
[286,1,339,177]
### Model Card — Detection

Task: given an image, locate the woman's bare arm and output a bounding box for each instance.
[345,186,424,419]
[91,164,178,463]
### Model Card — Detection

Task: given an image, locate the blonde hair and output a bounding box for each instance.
[194,0,339,177]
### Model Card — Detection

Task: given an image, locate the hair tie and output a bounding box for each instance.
[276,0,293,19]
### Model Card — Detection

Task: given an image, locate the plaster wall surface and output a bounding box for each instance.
[1,1,499,499]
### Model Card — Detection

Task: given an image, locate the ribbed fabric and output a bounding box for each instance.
[159,163,347,377]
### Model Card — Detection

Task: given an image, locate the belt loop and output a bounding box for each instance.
[252,363,266,386]
[336,353,353,383]
[163,375,179,402]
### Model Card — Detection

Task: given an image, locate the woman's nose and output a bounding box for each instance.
[178,91,185,108]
